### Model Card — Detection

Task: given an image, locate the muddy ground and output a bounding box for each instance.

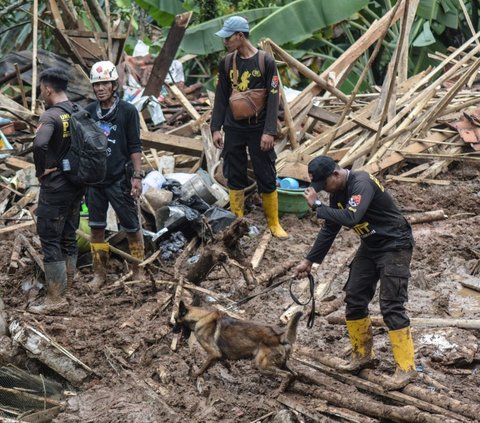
[0,160,480,422]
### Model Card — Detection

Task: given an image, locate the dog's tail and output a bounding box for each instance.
[281,311,303,345]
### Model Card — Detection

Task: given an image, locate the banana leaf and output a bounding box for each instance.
[413,21,436,47]
[250,0,369,45]
[133,0,184,27]
[417,0,458,29]
[180,8,277,55]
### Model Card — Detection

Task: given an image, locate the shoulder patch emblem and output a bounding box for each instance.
[348,195,362,207]
[271,75,279,88]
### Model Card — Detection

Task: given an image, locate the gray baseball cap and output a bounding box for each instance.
[215,16,250,38]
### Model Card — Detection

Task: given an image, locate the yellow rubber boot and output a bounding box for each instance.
[90,242,109,291]
[229,189,245,218]
[338,317,375,373]
[385,326,417,390]
[261,191,288,239]
[128,231,145,281]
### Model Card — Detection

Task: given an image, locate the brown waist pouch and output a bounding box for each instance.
[229,88,267,121]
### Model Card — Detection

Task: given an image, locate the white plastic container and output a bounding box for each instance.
[142,170,166,194]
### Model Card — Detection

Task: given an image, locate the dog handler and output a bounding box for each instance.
[210,16,287,239]
[294,155,416,390]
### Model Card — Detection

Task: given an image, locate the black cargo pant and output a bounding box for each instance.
[222,127,277,193]
[343,245,413,330]
[36,186,84,263]
[86,176,139,232]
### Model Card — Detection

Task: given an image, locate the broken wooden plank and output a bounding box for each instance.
[250,231,272,270]
[168,83,201,120]
[144,12,193,97]
[9,321,91,386]
[18,233,44,272]
[326,314,480,330]
[4,157,34,171]
[0,221,36,238]
[307,105,340,125]
[140,130,203,156]
[386,175,451,186]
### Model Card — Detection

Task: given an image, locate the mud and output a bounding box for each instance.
[0,162,479,422]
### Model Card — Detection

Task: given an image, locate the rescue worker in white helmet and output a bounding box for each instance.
[85,60,145,289]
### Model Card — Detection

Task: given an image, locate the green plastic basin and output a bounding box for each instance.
[277,188,310,218]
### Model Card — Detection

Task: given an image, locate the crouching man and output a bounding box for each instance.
[294,156,416,390]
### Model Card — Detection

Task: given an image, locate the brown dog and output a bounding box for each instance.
[173,300,302,391]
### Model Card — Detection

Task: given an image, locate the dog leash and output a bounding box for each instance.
[289,273,316,329]
[225,276,291,310]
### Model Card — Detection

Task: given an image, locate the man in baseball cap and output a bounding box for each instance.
[296,155,417,391]
[210,16,287,238]
[215,16,250,38]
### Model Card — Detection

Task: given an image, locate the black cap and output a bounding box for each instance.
[308,156,336,192]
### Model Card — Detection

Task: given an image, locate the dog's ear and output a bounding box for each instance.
[179,300,188,317]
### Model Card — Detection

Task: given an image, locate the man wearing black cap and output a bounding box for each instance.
[210,16,287,239]
[294,155,416,390]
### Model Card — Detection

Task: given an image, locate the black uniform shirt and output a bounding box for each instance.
[34,101,73,191]
[210,51,279,135]
[306,171,414,264]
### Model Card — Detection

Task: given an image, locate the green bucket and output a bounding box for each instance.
[277,188,310,218]
[77,217,91,253]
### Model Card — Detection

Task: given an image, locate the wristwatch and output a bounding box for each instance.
[311,200,322,211]
[132,170,145,179]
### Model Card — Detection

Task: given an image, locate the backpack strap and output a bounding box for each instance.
[258,50,266,76]
[54,102,77,115]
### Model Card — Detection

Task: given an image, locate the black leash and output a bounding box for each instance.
[289,273,316,329]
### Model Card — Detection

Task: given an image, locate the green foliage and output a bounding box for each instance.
[133,0,184,26]
[180,8,276,55]
[249,0,369,45]
[198,0,219,22]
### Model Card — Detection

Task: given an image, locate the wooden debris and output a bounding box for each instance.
[250,231,272,270]
[18,233,44,272]
[406,209,448,224]
[326,314,480,330]
[144,12,193,97]
[10,321,91,386]
[294,350,474,422]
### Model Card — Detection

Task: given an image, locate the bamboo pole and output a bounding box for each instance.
[30,0,38,113]
[321,0,402,156]
[369,0,410,157]
[105,0,112,62]
[262,40,298,149]
[288,0,407,117]
[266,39,349,104]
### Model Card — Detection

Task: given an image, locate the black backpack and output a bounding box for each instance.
[56,103,108,186]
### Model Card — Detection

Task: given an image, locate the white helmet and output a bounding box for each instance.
[90,60,119,84]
